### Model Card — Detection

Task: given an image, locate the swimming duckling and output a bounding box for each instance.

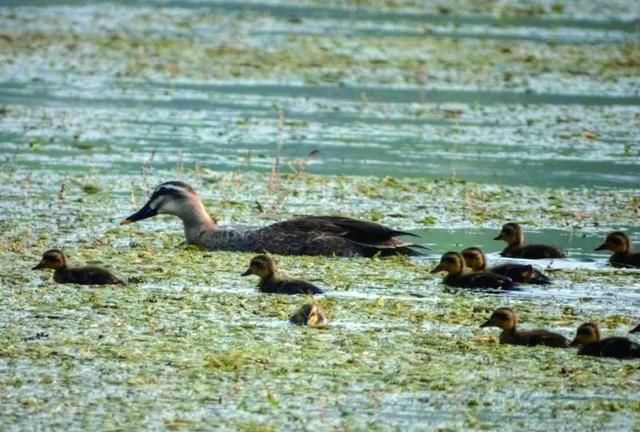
[570,322,640,359]
[594,231,640,268]
[32,249,124,285]
[461,247,551,285]
[431,251,516,290]
[494,223,565,259]
[121,181,423,257]
[241,255,324,295]
[289,303,329,328]
[480,307,569,348]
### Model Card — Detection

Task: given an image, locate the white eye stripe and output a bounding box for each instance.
[149,196,163,210]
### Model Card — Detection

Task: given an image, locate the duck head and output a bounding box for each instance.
[461,247,487,271]
[33,249,68,271]
[595,231,630,254]
[121,181,212,226]
[569,322,600,347]
[431,251,465,275]
[480,307,517,331]
[290,303,328,328]
[494,222,523,247]
[241,255,276,279]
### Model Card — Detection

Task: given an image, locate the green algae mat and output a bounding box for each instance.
[1,1,639,430]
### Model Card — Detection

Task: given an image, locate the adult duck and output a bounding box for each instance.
[121,181,422,257]
[494,222,565,259]
[461,247,551,284]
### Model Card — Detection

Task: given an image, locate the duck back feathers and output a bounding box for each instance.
[577,337,640,359]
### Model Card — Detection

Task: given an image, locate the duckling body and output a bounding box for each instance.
[595,231,640,268]
[431,252,516,290]
[121,181,422,257]
[494,223,565,259]
[290,303,329,328]
[33,249,124,285]
[570,323,640,359]
[480,308,569,348]
[461,247,551,285]
[242,255,323,295]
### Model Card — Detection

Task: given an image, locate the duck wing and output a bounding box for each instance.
[276,279,324,295]
[491,264,552,285]
[518,244,566,259]
[463,272,517,290]
[520,330,569,348]
[257,216,423,257]
[67,267,124,285]
[579,337,640,359]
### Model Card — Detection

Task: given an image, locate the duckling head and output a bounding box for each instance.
[461,247,487,271]
[121,181,207,225]
[569,322,600,347]
[595,231,630,254]
[290,303,329,328]
[480,307,517,331]
[33,249,68,270]
[430,251,465,275]
[494,222,523,246]
[241,254,276,279]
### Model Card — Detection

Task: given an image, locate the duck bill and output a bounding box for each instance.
[430,263,446,274]
[568,338,579,347]
[493,233,505,241]
[594,242,610,251]
[240,268,253,277]
[120,202,158,225]
[479,319,494,328]
[630,324,640,334]
[32,260,46,270]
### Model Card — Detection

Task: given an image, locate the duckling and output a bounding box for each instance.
[241,255,324,295]
[480,307,569,348]
[594,231,640,268]
[289,303,329,328]
[494,223,565,259]
[569,322,640,359]
[121,181,423,257]
[430,252,516,290]
[32,249,124,285]
[461,247,551,285]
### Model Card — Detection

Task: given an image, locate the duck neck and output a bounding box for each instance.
[259,273,280,292]
[510,233,524,248]
[181,199,218,243]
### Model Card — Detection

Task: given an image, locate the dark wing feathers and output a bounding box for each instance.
[522,330,569,348]
[68,267,123,285]
[491,264,552,285]
[276,279,324,295]
[262,216,422,257]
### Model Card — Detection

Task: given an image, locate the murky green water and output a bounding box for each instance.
[1,1,639,431]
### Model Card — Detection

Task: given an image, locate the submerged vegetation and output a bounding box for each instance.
[1,0,639,430]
